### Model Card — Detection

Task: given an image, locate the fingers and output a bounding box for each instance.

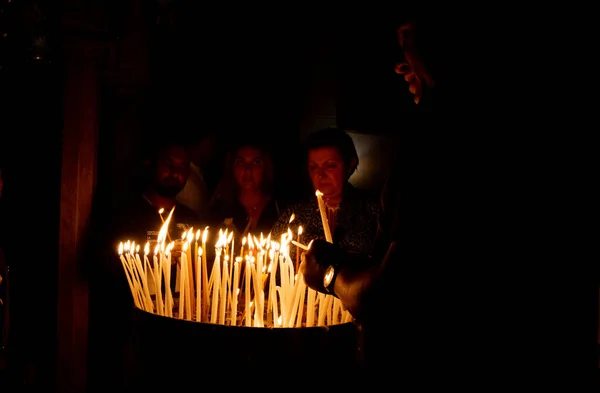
[395,62,411,75]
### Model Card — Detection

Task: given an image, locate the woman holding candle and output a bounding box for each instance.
[270,128,381,266]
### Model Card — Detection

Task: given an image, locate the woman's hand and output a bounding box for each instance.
[300,239,344,293]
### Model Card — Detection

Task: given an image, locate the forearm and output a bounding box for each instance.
[333,241,398,320]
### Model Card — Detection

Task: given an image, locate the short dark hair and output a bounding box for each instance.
[304,128,359,174]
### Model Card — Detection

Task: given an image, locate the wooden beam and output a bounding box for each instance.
[56,38,103,393]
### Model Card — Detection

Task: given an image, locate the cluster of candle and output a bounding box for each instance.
[117,207,353,328]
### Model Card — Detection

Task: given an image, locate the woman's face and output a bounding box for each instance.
[233,146,266,191]
[308,146,347,200]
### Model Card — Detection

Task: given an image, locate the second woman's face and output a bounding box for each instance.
[233,146,265,191]
[308,146,347,200]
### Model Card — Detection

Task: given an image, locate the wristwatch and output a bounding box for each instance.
[323,264,339,296]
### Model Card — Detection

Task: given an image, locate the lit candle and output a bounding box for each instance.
[239,236,246,259]
[210,246,222,324]
[179,246,187,319]
[195,245,202,322]
[119,243,141,309]
[245,255,251,326]
[295,225,303,273]
[219,256,228,325]
[315,190,333,242]
[134,244,153,312]
[143,243,156,296]
[201,227,209,322]
[186,229,195,313]
[231,258,240,326]
[164,242,174,318]
[154,245,164,316]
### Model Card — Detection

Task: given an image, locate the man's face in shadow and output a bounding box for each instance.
[394,23,434,105]
[154,145,190,198]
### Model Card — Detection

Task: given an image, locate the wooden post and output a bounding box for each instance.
[56,37,103,393]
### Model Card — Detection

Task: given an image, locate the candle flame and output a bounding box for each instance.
[144,242,150,255]
[235,257,242,263]
[315,190,323,197]
[196,229,201,240]
[242,236,247,246]
[181,231,186,240]
[298,225,303,235]
[187,228,194,243]
[154,244,159,255]
[289,213,295,223]
[202,227,209,243]
[136,244,140,254]
[227,231,233,244]
[157,206,175,244]
[248,235,254,249]
[118,242,123,254]
[158,208,164,214]
[183,242,188,252]
[307,239,314,249]
[253,235,262,251]
[198,247,203,256]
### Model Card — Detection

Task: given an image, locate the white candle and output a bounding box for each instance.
[218,258,228,325]
[306,288,316,327]
[195,247,202,322]
[119,244,140,309]
[153,248,164,316]
[201,228,209,322]
[210,249,221,324]
[231,259,240,326]
[179,251,187,319]
[315,190,333,243]
[143,248,156,296]
[245,256,251,326]
[164,244,174,317]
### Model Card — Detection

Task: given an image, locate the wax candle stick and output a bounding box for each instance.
[133,247,153,312]
[119,244,141,309]
[306,288,316,327]
[315,190,333,242]
[295,279,306,327]
[143,245,156,296]
[295,226,303,272]
[154,247,164,316]
[186,230,195,313]
[218,258,228,325]
[195,247,202,322]
[178,252,186,319]
[201,228,209,322]
[210,249,221,324]
[231,259,240,326]
[245,256,251,326]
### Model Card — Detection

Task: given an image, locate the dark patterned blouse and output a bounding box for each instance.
[270,184,382,265]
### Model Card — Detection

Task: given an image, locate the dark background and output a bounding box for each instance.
[0,1,422,390]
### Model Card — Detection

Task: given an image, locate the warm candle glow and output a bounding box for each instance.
[115,224,351,327]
